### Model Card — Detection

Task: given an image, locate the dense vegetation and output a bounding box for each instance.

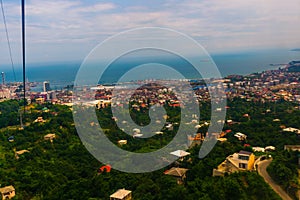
[0,98,299,199]
[223,98,300,147]
[0,100,22,128]
[267,150,299,199]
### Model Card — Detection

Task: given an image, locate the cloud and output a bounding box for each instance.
[75,2,116,13]
[0,0,300,64]
[27,0,81,15]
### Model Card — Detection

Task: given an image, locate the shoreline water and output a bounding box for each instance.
[1,49,300,91]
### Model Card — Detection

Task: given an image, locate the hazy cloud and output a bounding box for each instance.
[0,0,300,64]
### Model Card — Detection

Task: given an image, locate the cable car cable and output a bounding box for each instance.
[0,0,16,81]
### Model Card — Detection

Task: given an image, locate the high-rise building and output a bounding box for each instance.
[1,72,5,86]
[43,81,51,92]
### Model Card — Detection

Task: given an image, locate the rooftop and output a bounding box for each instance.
[238,150,252,156]
[110,189,132,199]
[284,145,300,151]
[15,149,29,155]
[164,167,188,177]
[170,150,190,158]
[0,185,15,194]
[44,133,56,138]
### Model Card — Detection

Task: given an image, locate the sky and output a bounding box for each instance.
[0,0,300,65]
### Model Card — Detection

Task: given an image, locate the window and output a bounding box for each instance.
[238,155,249,160]
[239,163,247,169]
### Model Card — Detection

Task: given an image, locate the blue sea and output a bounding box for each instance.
[1,49,300,91]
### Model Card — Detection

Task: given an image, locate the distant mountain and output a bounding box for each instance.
[288,60,300,65]
[288,60,300,72]
[290,48,300,51]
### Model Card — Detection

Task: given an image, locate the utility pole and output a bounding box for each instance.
[21,0,26,115]
[19,108,24,129]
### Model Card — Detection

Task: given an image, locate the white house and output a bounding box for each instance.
[252,147,265,152]
[283,127,300,134]
[234,132,247,141]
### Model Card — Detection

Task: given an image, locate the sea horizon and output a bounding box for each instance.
[1,48,300,91]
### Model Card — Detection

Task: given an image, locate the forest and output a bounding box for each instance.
[0,98,299,199]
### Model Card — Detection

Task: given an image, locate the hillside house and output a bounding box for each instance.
[283,127,300,134]
[15,149,29,159]
[213,150,255,176]
[164,167,189,184]
[110,189,132,200]
[0,185,15,200]
[170,150,190,161]
[44,133,56,142]
[284,145,300,151]
[34,116,46,123]
[118,140,127,145]
[234,132,247,141]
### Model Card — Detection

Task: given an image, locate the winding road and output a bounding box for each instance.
[257,159,292,200]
